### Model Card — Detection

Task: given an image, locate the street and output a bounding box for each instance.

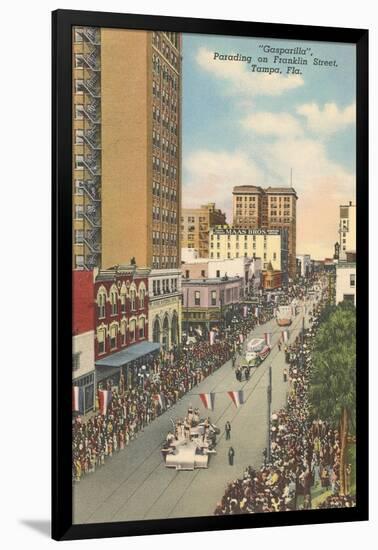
[73,305,312,524]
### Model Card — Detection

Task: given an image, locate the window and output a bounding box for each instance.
[72,352,81,371]
[211,290,217,306]
[74,53,84,68]
[110,289,118,315]
[75,129,84,144]
[139,287,145,308]
[185,270,189,279]
[75,155,84,169]
[75,255,84,269]
[97,292,106,319]
[130,289,136,310]
[110,325,117,350]
[74,180,84,194]
[129,319,136,342]
[97,329,105,354]
[201,270,206,278]
[121,293,126,313]
[75,79,84,94]
[74,29,83,43]
[194,291,200,306]
[74,204,84,219]
[139,317,145,339]
[216,270,220,278]
[350,274,356,287]
[75,229,84,244]
[121,322,127,346]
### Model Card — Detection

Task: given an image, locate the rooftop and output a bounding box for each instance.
[181,276,242,285]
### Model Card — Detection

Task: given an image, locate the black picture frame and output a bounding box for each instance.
[52,9,369,541]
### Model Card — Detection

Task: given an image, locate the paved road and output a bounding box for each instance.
[73,305,312,524]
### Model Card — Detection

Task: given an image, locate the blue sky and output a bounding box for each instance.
[181,33,356,259]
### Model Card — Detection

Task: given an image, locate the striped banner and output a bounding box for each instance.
[199,392,215,411]
[98,390,112,416]
[72,386,84,413]
[227,390,245,408]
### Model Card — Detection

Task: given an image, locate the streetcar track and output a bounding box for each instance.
[82,306,311,523]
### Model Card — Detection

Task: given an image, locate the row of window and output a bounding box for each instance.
[152,206,177,224]
[152,231,177,245]
[152,33,179,67]
[152,181,177,201]
[152,256,177,269]
[211,234,268,241]
[152,132,178,157]
[96,284,146,319]
[97,317,146,353]
[152,278,178,296]
[152,106,178,134]
[152,156,178,178]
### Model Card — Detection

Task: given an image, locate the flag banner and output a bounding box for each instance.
[153,393,166,410]
[264,332,271,347]
[199,392,215,410]
[227,390,245,408]
[98,389,112,416]
[239,333,244,343]
[282,330,290,343]
[243,305,248,318]
[72,386,84,413]
[209,330,215,345]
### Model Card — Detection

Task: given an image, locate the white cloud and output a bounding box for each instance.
[183,150,264,222]
[296,101,356,135]
[242,112,303,138]
[196,47,304,97]
[184,138,355,259]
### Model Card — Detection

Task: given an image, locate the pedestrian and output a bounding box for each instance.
[283,368,288,382]
[228,446,235,466]
[225,420,231,440]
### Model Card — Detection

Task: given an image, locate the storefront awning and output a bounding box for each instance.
[95,341,161,368]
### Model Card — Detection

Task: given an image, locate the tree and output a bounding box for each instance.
[309,301,356,495]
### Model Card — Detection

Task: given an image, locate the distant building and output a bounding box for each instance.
[182,256,262,297]
[336,260,356,306]
[296,254,312,278]
[209,226,288,286]
[182,276,243,334]
[72,271,95,413]
[232,185,297,278]
[181,203,227,258]
[262,262,283,290]
[339,202,356,261]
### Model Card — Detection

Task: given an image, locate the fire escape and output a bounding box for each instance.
[78,27,102,270]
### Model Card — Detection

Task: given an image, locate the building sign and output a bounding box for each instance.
[212,227,281,236]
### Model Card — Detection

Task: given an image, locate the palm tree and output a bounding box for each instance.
[309,301,356,495]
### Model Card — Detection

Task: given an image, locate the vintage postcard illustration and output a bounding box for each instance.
[71,27,356,523]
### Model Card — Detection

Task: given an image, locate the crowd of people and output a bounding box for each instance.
[214,292,356,515]
[72,307,274,481]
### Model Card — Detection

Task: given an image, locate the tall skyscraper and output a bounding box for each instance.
[72,28,181,270]
[232,185,298,278]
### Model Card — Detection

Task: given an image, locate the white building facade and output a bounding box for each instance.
[336,262,356,306]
